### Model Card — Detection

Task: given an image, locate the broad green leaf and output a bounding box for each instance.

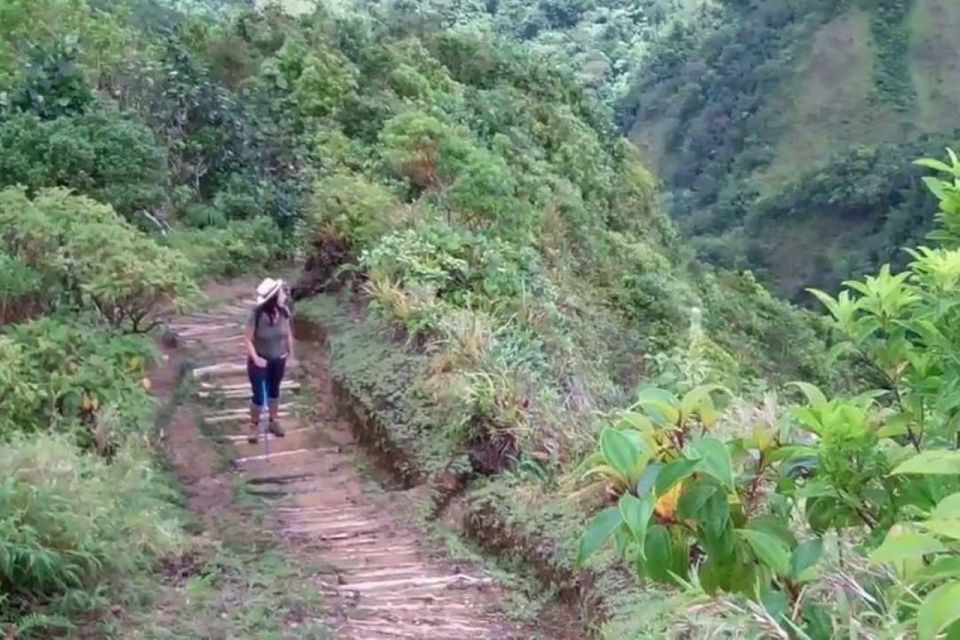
[613,523,632,556]
[915,158,956,174]
[892,450,960,476]
[918,581,960,640]
[790,539,823,582]
[617,410,656,434]
[633,388,680,425]
[619,492,655,553]
[798,479,839,499]
[787,381,828,407]
[577,507,623,566]
[933,493,960,519]
[691,437,735,491]
[851,388,888,408]
[870,529,946,564]
[738,529,790,578]
[677,482,718,521]
[877,422,910,439]
[748,515,797,548]
[699,492,734,558]
[654,458,698,496]
[765,444,818,464]
[916,557,960,582]
[643,525,678,584]
[582,464,624,485]
[806,289,839,320]
[759,586,790,624]
[680,384,729,426]
[635,464,662,497]
[921,519,960,541]
[826,340,856,363]
[600,428,648,481]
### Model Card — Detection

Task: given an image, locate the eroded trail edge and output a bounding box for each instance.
[164,289,529,640]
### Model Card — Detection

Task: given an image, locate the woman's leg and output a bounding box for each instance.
[266,357,287,436]
[247,357,267,443]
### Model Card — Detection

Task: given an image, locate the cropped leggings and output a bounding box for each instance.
[247,356,286,409]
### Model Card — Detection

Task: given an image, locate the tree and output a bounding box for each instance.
[0,187,197,331]
[0,110,168,218]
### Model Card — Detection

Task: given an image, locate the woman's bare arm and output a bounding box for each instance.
[245,324,265,366]
[286,319,296,362]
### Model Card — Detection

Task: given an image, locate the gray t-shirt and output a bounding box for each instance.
[247,308,289,359]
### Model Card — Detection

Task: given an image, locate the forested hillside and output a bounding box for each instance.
[349,0,717,102]
[620,0,960,299]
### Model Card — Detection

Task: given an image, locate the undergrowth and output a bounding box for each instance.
[0,434,185,638]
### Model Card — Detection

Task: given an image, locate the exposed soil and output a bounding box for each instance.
[157,284,577,639]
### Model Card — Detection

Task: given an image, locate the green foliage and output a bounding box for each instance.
[0,316,156,448]
[0,110,168,218]
[578,150,960,636]
[0,187,197,330]
[0,0,135,92]
[5,42,95,120]
[303,173,400,251]
[0,434,184,634]
[169,216,294,281]
[577,383,835,632]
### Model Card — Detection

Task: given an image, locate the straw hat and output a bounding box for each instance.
[255,278,283,305]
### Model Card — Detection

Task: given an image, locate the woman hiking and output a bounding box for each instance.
[244,278,295,444]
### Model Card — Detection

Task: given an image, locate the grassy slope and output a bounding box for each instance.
[910,0,960,132]
[762,0,960,183]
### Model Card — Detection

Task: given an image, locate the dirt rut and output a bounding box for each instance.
[165,294,531,640]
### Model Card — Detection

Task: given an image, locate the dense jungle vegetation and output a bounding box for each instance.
[2,0,960,638]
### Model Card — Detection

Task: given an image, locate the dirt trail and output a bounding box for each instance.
[163,287,536,640]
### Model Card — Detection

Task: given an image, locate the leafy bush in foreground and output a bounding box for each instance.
[0,434,184,637]
[578,150,960,638]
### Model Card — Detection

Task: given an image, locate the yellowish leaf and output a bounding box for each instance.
[654,482,682,520]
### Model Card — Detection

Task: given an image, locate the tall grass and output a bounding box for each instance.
[0,434,186,636]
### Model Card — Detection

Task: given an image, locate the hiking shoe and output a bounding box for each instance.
[268,419,285,437]
[247,423,259,445]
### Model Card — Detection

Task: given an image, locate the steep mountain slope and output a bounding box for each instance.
[621,0,960,300]
[336,0,717,102]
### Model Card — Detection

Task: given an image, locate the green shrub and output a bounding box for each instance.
[0,434,184,636]
[0,187,197,331]
[0,110,168,217]
[0,316,156,448]
[302,173,400,252]
[0,249,44,323]
[380,110,474,189]
[168,216,294,281]
[360,224,472,295]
